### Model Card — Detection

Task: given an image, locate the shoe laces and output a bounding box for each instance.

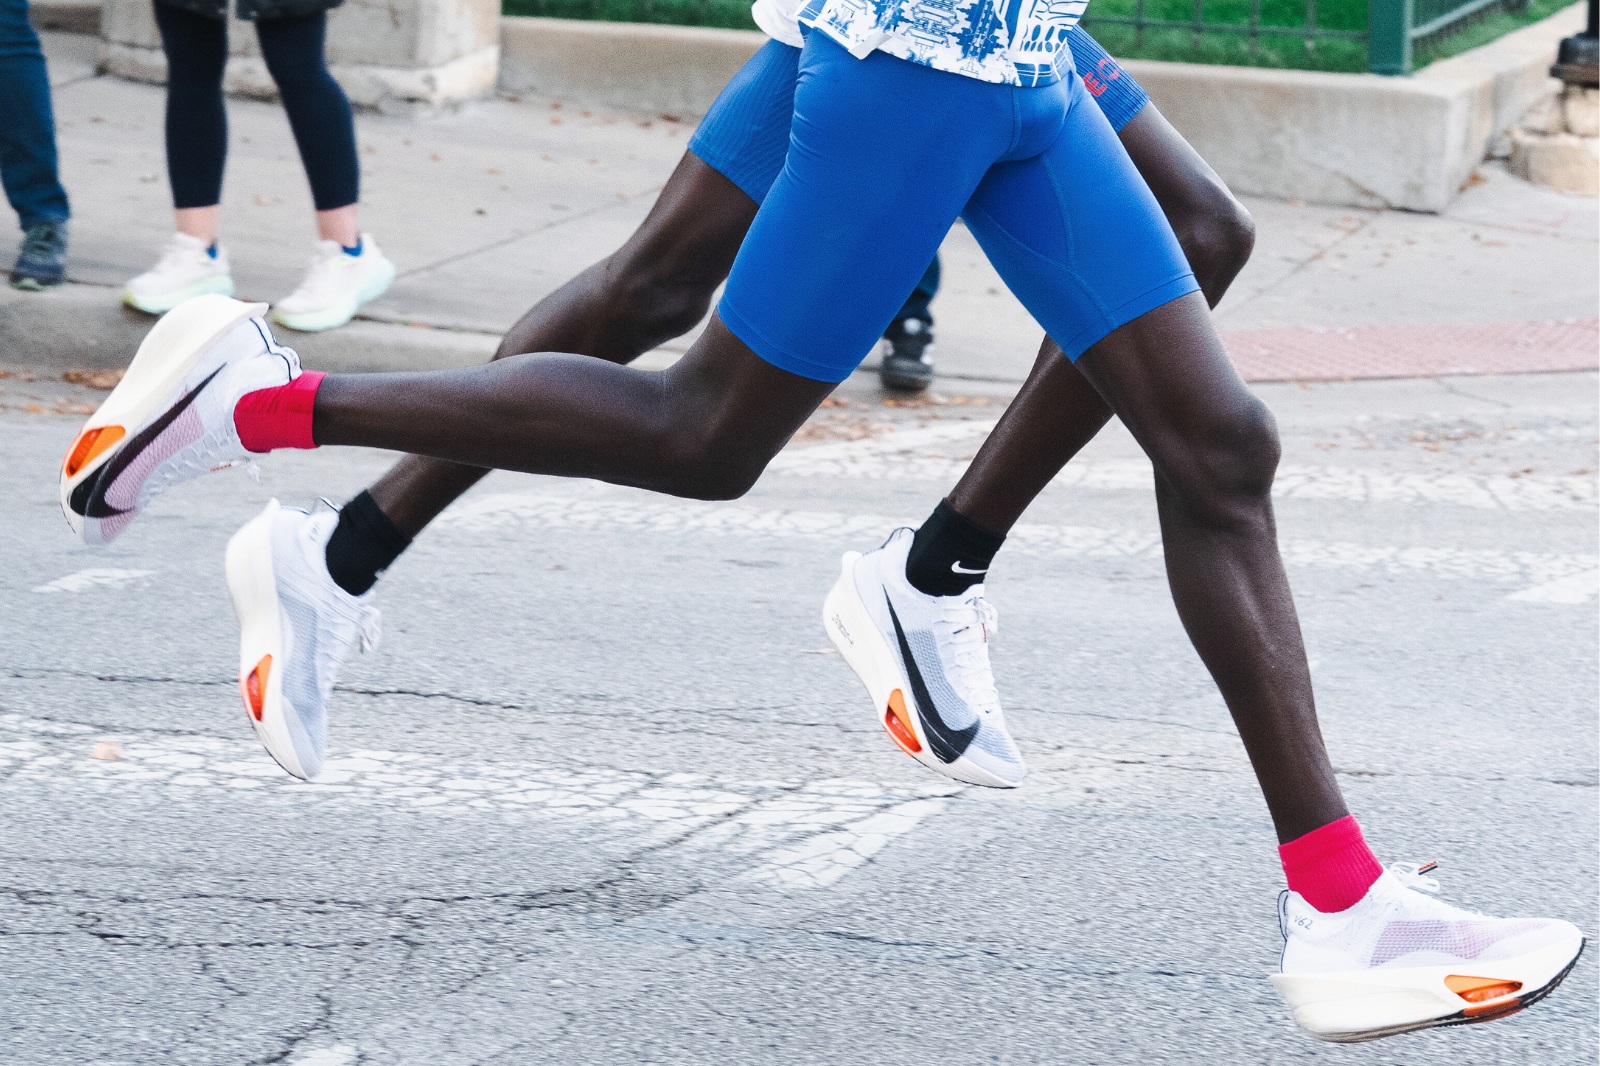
[313,498,382,654]
[1390,860,1442,894]
[936,593,1001,715]
[20,220,64,261]
[144,425,250,495]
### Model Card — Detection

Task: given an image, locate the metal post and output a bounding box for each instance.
[1368,0,1413,75]
[1551,0,1599,87]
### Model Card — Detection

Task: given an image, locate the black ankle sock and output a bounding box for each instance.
[324,491,411,596]
[904,499,1006,597]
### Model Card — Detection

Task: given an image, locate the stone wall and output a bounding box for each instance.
[98,0,499,114]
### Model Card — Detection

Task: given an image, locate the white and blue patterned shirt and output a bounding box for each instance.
[797,0,1088,85]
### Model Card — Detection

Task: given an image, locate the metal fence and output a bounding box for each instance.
[1078,0,1534,74]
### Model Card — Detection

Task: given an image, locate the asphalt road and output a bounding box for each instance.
[1,368,1595,1065]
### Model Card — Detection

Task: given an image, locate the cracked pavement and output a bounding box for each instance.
[1,366,1596,1064]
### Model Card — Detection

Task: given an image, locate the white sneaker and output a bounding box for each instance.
[823,527,1025,788]
[271,234,394,333]
[1271,862,1585,1042]
[227,499,380,780]
[122,232,235,315]
[60,294,300,546]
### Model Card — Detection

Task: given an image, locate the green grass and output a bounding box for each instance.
[500,0,1577,72]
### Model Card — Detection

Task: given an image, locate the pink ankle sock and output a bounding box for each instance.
[234,371,326,453]
[1279,815,1383,913]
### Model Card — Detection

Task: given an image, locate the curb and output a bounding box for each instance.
[0,282,498,375]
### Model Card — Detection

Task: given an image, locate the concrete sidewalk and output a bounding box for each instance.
[2,29,1596,389]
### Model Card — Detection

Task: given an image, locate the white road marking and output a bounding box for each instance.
[0,715,955,890]
[286,1047,359,1066]
[769,422,1597,512]
[436,490,1597,593]
[1505,568,1600,604]
[32,568,156,594]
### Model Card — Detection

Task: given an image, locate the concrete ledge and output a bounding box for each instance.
[28,0,101,35]
[100,40,499,115]
[499,17,763,118]
[491,7,1585,211]
[0,284,498,376]
[1082,5,1583,211]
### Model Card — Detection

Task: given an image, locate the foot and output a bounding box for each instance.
[228,499,380,780]
[823,527,1024,787]
[9,219,67,291]
[123,233,235,314]
[879,317,934,393]
[271,234,394,333]
[59,294,299,545]
[1270,862,1585,1042]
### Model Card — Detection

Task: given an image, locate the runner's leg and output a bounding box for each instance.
[946,102,1255,534]
[364,153,762,534]
[957,71,1343,842]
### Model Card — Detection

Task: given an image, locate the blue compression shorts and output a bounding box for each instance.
[715,33,1198,383]
[689,30,1150,205]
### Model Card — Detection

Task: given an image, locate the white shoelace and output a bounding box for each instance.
[936,594,1001,715]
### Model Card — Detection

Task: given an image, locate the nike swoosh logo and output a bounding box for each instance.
[885,597,979,764]
[950,561,987,575]
[69,366,225,519]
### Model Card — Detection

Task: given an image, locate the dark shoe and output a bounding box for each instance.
[10,219,68,291]
[879,316,934,392]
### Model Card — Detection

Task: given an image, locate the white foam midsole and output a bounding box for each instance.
[226,499,303,779]
[1269,932,1582,1037]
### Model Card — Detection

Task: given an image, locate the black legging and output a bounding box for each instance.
[153,2,358,212]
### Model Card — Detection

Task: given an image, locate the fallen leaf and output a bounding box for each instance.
[63,368,125,390]
[92,740,123,761]
[53,402,95,415]
[22,404,42,414]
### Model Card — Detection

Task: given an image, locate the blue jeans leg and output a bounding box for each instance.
[0,0,70,230]
[894,254,941,327]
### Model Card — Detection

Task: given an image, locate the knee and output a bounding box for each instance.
[1155,395,1280,527]
[1174,195,1256,299]
[658,426,767,501]
[606,265,716,350]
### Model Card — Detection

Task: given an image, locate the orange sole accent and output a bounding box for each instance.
[1445,975,1523,1003]
[242,654,272,722]
[1446,974,1524,1017]
[64,425,125,478]
[883,689,921,755]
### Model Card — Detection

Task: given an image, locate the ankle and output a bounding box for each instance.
[234,372,326,453]
[1279,815,1383,913]
[904,499,1005,597]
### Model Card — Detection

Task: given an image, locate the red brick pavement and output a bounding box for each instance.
[1220,319,1600,383]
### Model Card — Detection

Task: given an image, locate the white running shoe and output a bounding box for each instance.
[227,499,380,780]
[271,234,394,333]
[823,527,1025,788]
[122,232,235,315]
[60,294,300,546]
[1270,862,1585,1042]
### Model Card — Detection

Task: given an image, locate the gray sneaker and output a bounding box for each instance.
[10,219,67,291]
